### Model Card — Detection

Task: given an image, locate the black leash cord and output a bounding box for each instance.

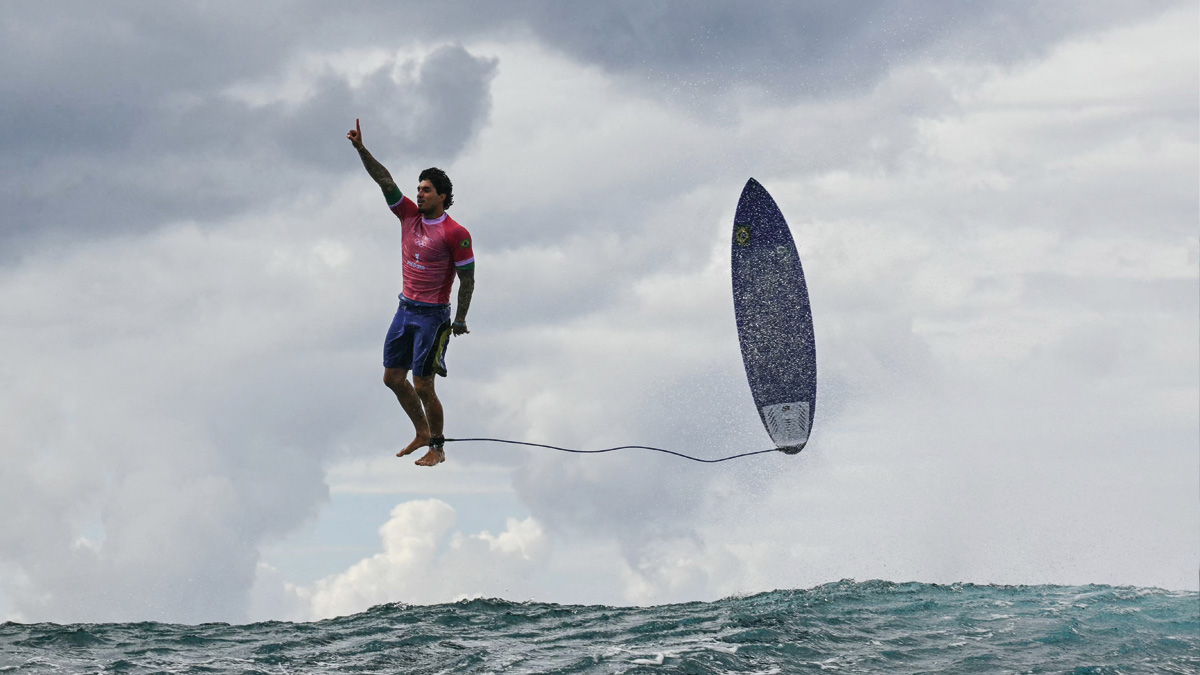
[443,437,779,463]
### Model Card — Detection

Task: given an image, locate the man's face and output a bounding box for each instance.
[415,180,445,216]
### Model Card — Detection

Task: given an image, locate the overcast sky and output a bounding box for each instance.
[1,1,1196,624]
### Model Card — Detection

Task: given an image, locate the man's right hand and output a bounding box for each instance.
[349,119,397,193]
[347,118,363,149]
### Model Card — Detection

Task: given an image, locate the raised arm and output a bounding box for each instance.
[347,119,402,202]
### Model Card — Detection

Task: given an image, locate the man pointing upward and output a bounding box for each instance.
[347,119,475,467]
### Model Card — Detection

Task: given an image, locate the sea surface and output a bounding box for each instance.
[1,581,1196,674]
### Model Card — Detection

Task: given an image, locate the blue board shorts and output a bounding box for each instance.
[383,296,452,377]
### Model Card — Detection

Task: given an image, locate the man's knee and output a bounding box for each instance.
[383,368,408,391]
[412,375,437,400]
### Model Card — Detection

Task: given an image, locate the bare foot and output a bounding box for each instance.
[414,447,445,467]
[397,432,430,458]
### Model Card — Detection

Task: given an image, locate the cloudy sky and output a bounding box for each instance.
[1,1,1196,624]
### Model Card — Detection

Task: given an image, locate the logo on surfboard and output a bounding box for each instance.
[734,224,751,246]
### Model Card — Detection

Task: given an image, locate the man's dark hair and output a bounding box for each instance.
[419,167,454,209]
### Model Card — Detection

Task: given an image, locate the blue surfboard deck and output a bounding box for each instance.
[731,178,816,453]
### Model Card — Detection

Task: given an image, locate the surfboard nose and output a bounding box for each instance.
[735,177,786,236]
[741,177,764,198]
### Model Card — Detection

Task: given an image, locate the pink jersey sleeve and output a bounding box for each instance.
[445,221,474,268]
[390,195,419,220]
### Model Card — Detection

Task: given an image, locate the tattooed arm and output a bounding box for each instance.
[347,118,402,202]
[452,267,474,335]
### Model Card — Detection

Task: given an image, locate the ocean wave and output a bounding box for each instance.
[1,581,1196,674]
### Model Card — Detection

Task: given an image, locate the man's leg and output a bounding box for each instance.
[412,375,445,466]
[384,367,431,457]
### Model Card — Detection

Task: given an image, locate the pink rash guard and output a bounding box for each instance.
[388,195,474,305]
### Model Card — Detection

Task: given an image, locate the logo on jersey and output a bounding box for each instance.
[460,239,471,248]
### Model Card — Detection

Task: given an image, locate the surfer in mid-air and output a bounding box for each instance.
[347,119,475,467]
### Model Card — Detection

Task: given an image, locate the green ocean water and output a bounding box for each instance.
[1,581,1196,674]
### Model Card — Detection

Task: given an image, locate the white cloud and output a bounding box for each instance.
[296,499,548,620]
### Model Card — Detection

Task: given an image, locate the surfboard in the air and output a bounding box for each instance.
[731,178,817,453]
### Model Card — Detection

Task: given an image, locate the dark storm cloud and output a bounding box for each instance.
[1,0,1173,260]
[271,45,498,169]
[431,0,1179,103]
[0,2,301,166]
[0,1,496,261]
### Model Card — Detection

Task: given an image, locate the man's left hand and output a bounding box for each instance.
[452,321,469,336]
